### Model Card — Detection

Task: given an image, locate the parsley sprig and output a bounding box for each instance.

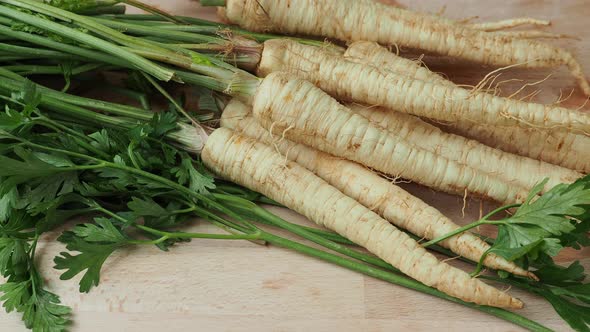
[424,177,590,267]
[425,177,590,331]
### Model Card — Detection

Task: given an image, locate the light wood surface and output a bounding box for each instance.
[1,1,589,331]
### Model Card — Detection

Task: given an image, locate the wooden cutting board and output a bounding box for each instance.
[1,1,588,331]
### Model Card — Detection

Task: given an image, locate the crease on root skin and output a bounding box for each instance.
[368,194,389,212]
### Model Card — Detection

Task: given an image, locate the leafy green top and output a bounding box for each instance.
[0,78,261,331]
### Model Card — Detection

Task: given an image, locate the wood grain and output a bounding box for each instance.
[1,1,588,331]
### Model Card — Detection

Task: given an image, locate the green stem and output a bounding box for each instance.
[422,203,519,248]
[422,219,508,248]
[252,217,356,246]
[127,141,141,169]
[5,0,172,57]
[119,0,187,24]
[101,14,344,48]
[125,47,235,82]
[0,77,142,126]
[130,224,261,245]
[101,14,220,26]
[171,207,198,215]
[90,16,220,44]
[470,248,492,277]
[481,203,521,221]
[140,71,197,124]
[256,196,282,206]
[422,220,488,248]
[0,1,175,81]
[33,117,111,159]
[0,25,233,93]
[192,205,256,235]
[93,205,131,224]
[214,194,400,272]
[42,96,134,128]
[0,24,129,67]
[105,86,151,110]
[3,63,104,76]
[0,42,80,59]
[77,4,127,16]
[27,235,40,297]
[200,0,226,6]
[258,231,552,332]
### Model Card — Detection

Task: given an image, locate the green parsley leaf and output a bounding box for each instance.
[54,218,130,293]
[0,237,30,278]
[0,147,63,180]
[491,176,590,262]
[535,260,586,284]
[0,280,30,313]
[0,186,18,222]
[0,108,25,132]
[22,288,71,332]
[542,292,590,332]
[0,280,71,332]
[23,172,79,208]
[171,153,215,194]
[550,283,590,304]
[149,112,178,139]
[127,197,169,219]
[71,218,128,243]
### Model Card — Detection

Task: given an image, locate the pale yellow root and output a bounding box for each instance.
[347,103,583,192]
[465,18,551,32]
[225,0,590,95]
[221,99,534,278]
[440,121,590,174]
[202,127,524,309]
[253,72,532,204]
[347,41,590,173]
[343,41,453,87]
[257,39,590,134]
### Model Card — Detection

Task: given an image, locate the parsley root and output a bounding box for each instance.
[221,99,533,278]
[346,41,590,173]
[344,41,453,87]
[251,72,531,204]
[221,0,590,95]
[202,127,525,309]
[347,103,583,192]
[256,40,590,134]
[441,121,590,174]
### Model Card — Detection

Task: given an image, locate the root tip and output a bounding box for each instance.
[511,297,525,309]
